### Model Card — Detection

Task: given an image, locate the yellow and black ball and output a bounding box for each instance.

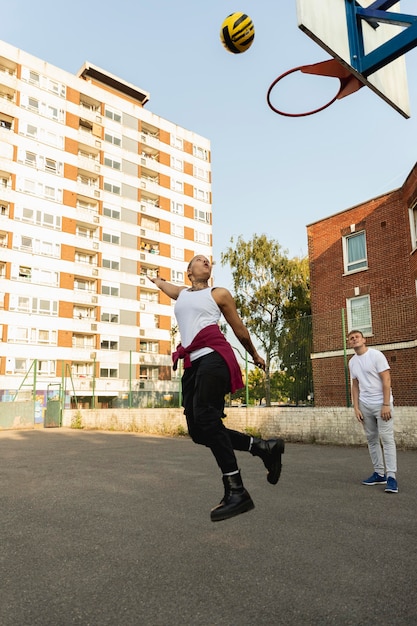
[220,12,255,54]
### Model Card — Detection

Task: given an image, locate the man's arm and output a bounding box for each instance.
[148,275,186,300]
[379,369,392,421]
[211,287,265,369]
[351,378,363,423]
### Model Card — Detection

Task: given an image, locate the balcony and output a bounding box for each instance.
[77,173,100,200]
[78,147,100,174]
[140,132,159,150]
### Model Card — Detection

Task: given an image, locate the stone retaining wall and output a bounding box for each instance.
[62,406,417,449]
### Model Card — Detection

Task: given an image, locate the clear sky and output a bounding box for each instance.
[4,1,417,288]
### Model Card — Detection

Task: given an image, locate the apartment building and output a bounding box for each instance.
[307,162,417,406]
[0,40,213,409]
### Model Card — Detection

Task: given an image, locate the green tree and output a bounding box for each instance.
[221,234,311,406]
[278,256,313,404]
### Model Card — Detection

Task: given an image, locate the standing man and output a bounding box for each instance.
[149,255,285,522]
[348,330,398,493]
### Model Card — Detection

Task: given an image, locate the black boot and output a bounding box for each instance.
[210,471,255,522]
[250,437,285,485]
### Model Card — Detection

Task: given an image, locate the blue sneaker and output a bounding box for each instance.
[362,472,387,485]
[385,477,398,493]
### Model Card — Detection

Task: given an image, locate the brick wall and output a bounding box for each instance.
[307,163,417,406]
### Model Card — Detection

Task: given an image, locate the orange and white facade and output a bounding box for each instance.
[0,40,213,408]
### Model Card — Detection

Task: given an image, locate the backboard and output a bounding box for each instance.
[296,0,410,117]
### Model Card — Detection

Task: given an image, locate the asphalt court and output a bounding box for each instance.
[0,429,416,626]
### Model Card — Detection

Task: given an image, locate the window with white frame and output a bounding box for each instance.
[102,230,120,245]
[171,270,184,284]
[194,208,210,223]
[171,136,183,150]
[14,206,61,229]
[347,295,372,335]
[343,231,367,273]
[101,309,119,323]
[72,362,94,377]
[140,341,158,353]
[171,223,184,238]
[193,145,208,160]
[100,338,119,350]
[103,205,120,220]
[13,235,59,257]
[75,251,97,265]
[9,296,58,316]
[104,131,122,146]
[11,265,58,286]
[101,282,119,296]
[76,225,96,239]
[172,246,184,260]
[171,156,183,171]
[194,188,209,203]
[102,257,120,270]
[104,106,122,123]
[139,366,158,381]
[74,278,96,292]
[195,231,210,245]
[104,155,121,171]
[171,201,183,215]
[194,165,209,180]
[8,327,57,345]
[171,179,183,192]
[409,204,417,249]
[103,180,121,195]
[100,367,118,378]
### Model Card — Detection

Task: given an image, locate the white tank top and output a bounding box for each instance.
[174,287,221,361]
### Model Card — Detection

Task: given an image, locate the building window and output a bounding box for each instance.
[103,181,121,195]
[171,179,183,192]
[194,208,210,223]
[104,155,121,170]
[193,145,208,161]
[195,231,210,245]
[102,282,119,297]
[171,201,183,215]
[104,106,122,123]
[171,156,183,171]
[100,339,118,350]
[102,257,120,270]
[102,231,120,245]
[171,136,183,150]
[101,310,119,323]
[347,295,372,335]
[103,205,120,220]
[409,205,417,249]
[343,231,367,273]
[171,270,184,283]
[104,131,122,147]
[100,368,118,378]
[171,223,184,238]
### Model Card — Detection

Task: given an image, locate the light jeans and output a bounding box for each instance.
[360,401,397,477]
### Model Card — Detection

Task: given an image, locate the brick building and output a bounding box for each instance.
[307,162,417,406]
[0,40,213,411]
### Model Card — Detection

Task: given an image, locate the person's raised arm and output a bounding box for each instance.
[148,275,186,300]
[212,287,265,369]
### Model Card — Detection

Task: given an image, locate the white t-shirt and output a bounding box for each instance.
[174,287,221,361]
[349,348,392,405]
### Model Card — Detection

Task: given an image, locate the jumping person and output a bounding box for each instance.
[149,255,285,521]
[348,330,398,493]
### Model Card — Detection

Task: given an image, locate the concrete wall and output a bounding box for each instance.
[62,406,417,449]
[0,401,35,430]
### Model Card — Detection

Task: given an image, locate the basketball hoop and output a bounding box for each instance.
[267,59,364,117]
